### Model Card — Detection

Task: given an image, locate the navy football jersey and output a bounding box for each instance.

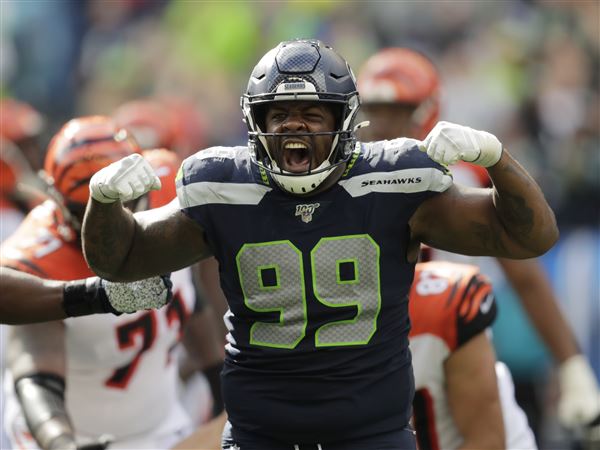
[176,138,452,442]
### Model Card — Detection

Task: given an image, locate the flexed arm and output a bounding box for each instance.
[486,150,558,255]
[82,154,211,282]
[411,122,559,259]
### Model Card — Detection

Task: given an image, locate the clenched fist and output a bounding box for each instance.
[89,153,161,203]
[419,121,503,167]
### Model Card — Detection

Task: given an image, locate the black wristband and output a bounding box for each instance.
[203,362,224,416]
[62,278,121,317]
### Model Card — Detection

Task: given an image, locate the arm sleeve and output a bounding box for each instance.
[14,373,77,450]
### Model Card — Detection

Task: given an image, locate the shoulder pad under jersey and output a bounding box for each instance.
[339,139,453,197]
[176,146,271,210]
[409,261,496,350]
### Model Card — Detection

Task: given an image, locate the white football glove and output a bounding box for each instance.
[419,121,503,167]
[103,275,172,313]
[89,153,161,203]
[557,354,600,429]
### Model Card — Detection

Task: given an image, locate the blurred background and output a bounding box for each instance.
[1,1,598,448]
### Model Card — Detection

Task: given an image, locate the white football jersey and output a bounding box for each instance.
[3,268,196,449]
[411,350,537,449]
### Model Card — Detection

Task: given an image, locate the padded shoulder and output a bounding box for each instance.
[177,146,250,185]
[409,261,496,350]
[0,201,91,280]
[176,146,271,209]
[339,139,453,197]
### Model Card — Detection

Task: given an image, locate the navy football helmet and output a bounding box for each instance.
[242,39,361,194]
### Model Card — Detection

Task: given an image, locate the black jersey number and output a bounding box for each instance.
[236,234,382,349]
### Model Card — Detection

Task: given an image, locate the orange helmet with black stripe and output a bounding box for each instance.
[357,47,440,140]
[43,116,141,215]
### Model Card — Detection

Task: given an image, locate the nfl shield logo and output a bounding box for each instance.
[295,203,320,223]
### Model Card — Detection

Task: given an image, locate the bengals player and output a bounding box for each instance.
[0,117,200,450]
[409,261,537,449]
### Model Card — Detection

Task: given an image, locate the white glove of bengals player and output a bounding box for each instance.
[89,153,161,203]
[419,121,503,167]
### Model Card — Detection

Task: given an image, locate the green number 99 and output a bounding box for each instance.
[236,235,381,349]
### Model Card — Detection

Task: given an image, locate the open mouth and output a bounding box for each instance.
[282,141,311,173]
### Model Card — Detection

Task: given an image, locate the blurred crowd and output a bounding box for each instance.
[1,1,598,449]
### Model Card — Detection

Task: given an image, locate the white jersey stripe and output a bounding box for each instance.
[338,167,453,197]
[178,182,272,208]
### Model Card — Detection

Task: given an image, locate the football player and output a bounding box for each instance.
[83,39,558,449]
[409,261,537,449]
[356,46,600,437]
[0,117,209,449]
